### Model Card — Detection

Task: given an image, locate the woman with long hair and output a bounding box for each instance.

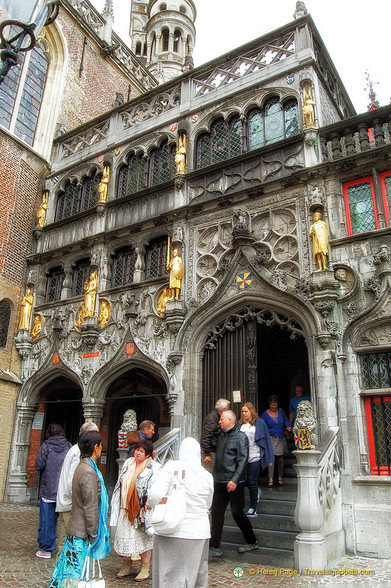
[240,402,274,516]
[48,430,110,586]
[261,395,291,487]
[148,437,214,588]
[110,439,160,582]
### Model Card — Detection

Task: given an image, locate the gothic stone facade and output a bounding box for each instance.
[4,10,391,563]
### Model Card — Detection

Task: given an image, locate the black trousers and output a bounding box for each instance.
[210,482,257,548]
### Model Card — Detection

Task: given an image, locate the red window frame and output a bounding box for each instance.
[379,171,391,227]
[343,177,378,235]
[365,395,391,475]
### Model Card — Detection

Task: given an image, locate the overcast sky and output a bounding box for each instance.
[90,0,391,114]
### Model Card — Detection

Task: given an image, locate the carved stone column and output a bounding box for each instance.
[7,403,36,503]
[293,450,326,569]
[61,262,73,299]
[82,397,106,427]
[133,245,146,283]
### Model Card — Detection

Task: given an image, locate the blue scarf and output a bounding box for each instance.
[87,457,111,560]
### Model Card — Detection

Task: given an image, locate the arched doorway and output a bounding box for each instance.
[102,367,169,492]
[202,307,309,418]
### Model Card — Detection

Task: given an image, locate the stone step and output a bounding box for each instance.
[223,525,297,550]
[217,543,295,568]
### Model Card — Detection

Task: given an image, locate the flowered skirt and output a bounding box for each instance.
[48,534,89,588]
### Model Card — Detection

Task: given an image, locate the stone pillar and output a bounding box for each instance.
[133,245,146,283]
[293,450,326,569]
[7,403,36,503]
[82,398,105,427]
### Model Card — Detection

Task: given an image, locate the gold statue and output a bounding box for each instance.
[166,240,184,300]
[98,165,110,203]
[31,315,43,340]
[175,133,186,175]
[98,299,110,328]
[75,269,98,328]
[36,191,49,227]
[19,289,33,331]
[309,210,329,271]
[157,287,170,317]
[302,85,316,128]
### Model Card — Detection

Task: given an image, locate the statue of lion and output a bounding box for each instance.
[293,400,317,447]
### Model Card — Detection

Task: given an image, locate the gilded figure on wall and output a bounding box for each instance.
[75,269,98,328]
[98,165,110,203]
[175,133,186,175]
[157,287,170,317]
[302,84,316,128]
[31,315,43,340]
[98,299,110,328]
[19,289,33,331]
[36,191,49,228]
[166,239,184,301]
[309,210,329,271]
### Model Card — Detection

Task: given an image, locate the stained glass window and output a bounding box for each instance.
[14,44,49,146]
[344,180,377,234]
[145,237,168,280]
[111,247,136,287]
[248,110,264,150]
[72,259,91,297]
[264,98,284,144]
[0,300,11,348]
[46,267,65,303]
[284,100,300,137]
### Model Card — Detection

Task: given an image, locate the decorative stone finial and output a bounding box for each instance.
[294,1,308,19]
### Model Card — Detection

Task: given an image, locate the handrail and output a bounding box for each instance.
[317,426,340,515]
[153,427,181,465]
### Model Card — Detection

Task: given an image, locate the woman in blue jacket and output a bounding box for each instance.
[261,395,291,487]
[240,402,274,516]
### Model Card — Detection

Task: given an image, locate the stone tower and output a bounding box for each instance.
[131,0,196,82]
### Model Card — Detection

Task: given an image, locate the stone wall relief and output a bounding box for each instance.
[195,221,233,304]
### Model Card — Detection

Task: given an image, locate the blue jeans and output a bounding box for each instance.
[38,499,58,551]
[246,460,261,510]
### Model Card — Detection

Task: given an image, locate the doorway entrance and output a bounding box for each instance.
[202,307,309,418]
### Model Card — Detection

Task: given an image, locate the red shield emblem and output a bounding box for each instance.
[126,342,135,356]
[52,352,60,365]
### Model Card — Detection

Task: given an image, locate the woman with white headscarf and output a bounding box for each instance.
[148,437,214,588]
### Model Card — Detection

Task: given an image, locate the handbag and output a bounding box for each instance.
[77,556,105,588]
[151,469,186,536]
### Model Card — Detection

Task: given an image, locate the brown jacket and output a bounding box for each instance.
[67,458,100,541]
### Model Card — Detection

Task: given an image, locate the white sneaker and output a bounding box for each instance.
[36,550,51,559]
[246,508,257,517]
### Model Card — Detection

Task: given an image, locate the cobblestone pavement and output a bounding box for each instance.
[0,503,389,587]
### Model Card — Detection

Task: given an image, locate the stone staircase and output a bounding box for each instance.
[220,454,298,567]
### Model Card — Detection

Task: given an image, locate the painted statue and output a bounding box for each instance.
[19,289,33,331]
[36,191,49,227]
[309,210,329,271]
[175,134,186,175]
[98,165,110,203]
[166,244,184,301]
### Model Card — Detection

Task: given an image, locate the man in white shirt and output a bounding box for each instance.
[56,421,99,546]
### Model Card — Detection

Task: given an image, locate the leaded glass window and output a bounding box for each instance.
[0,300,11,348]
[72,259,91,297]
[381,172,391,225]
[248,110,264,150]
[365,396,391,475]
[384,175,391,210]
[361,352,391,389]
[46,267,65,303]
[0,54,25,131]
[264,98,284,144]
[284,100,300,137]
[145,237,168,280]
[196,134,212,169]
[211,119,229,164]
[345,181,377,234]
[117,155,146,198]
[149,142,175,187]
[14,44,49,146]
[229,117,242,158]
[56,171,100,221]
[111,247,136,287]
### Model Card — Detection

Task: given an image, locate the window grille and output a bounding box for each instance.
[0,300,11,348]
[111,247,136,287]
[46,267,65,302]
[56,171,100,221]
[145,237,168,280]
[72,259,91,297]
[344,179,377,235]
[361,352,391,390]
[365,396,391,475]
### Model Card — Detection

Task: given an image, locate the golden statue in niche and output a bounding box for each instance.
[157,287,170,317]
[36,191,49,227]
[19,289,33,331]
[175,133,186,175]
[302,84,316,128]
[166,238,184,300]
[31,315,43,340]
[75,269,98,328]
[309,210,329,271]
[98,299,110,328]
[98,165,110,203]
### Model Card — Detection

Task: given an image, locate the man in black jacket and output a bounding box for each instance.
[200,398,230,471]
[209,410,259,558]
